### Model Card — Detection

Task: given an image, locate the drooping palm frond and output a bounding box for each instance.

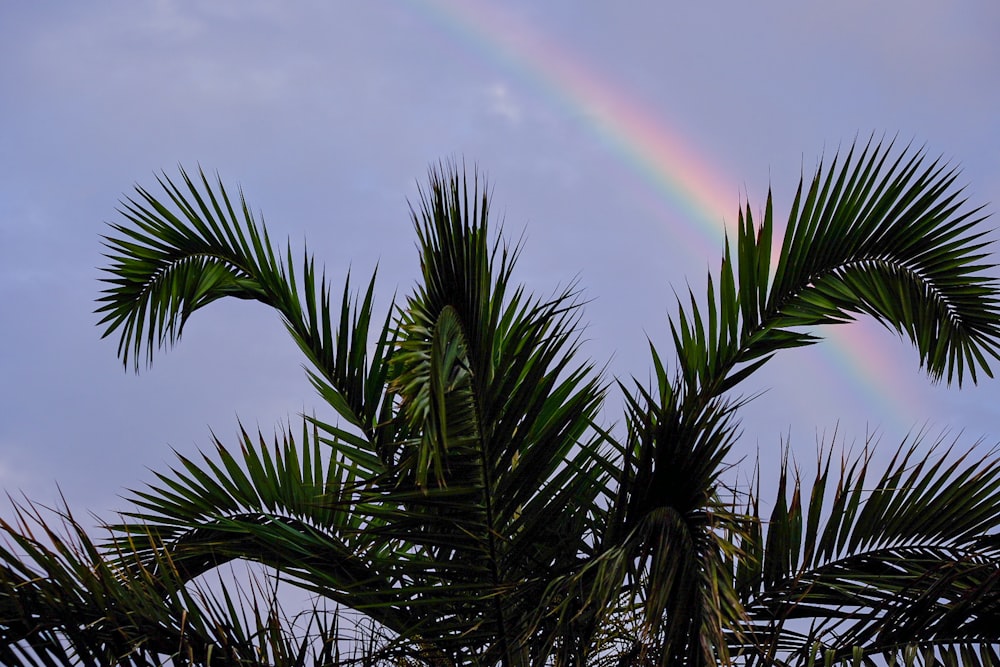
[106,420,419,636]
[667,137,999,407]
[731,433,1000,666]
[97,167,397,438]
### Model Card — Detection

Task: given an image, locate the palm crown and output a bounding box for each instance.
[3,140,1000,666]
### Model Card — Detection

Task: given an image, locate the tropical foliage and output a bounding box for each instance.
[3,140,1000,666]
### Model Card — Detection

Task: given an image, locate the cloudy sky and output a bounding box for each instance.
[1,1,999,521]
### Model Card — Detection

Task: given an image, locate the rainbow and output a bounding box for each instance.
[407,0,931,435]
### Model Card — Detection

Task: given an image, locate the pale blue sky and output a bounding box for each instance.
[1,1,998,518]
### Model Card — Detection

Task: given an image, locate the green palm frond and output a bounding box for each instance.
[97,167,396,436]
[105,419,419,638]
[668,137,998,407]
[345,164,610,663]
[617,381,747,666]
[732,433,1000,666]
[0,499,362,666]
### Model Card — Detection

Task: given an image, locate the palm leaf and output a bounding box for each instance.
[352,164,610,663]
[97,167,396,436]
[668,138,998,407]
[732,434,1000,666]
[0,499,360,666]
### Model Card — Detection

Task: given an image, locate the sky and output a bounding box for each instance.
[1,1,999,523]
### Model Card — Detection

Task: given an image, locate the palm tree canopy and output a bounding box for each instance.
[2,139,1000,666]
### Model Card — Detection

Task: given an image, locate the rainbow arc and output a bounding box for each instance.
[409,0,929,435]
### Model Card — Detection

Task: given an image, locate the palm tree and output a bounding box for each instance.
[2,139,1000,666]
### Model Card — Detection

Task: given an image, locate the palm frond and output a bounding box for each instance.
[0,498,362,666]
[104,419,419,638]
[98,167,396,436]
[668,138,998,409]
[732,433,1000,666]
[352,163,610,662]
